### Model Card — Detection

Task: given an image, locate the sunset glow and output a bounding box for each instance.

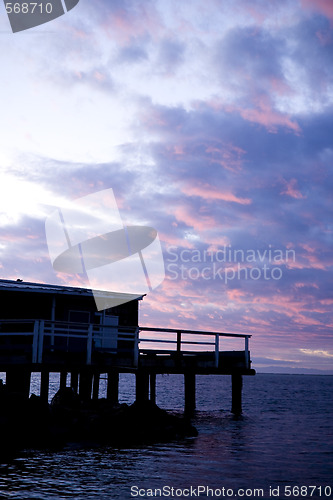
[0,0,332,373]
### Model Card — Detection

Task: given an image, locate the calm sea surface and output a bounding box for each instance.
[0,373,332,500]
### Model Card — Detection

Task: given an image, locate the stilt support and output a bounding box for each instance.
[184,372,196,415]
[107,372,119,405]
[40,370,49,403]
[71,371,79,394]
[6,369,31,400]
[150,373,156,404]
[231,373,243,415]
[79,371,93,402]
[92,372,100,400]
[60,371,67,390]
[136,371,149,403]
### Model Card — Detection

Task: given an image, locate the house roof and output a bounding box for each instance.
[0,279,144,301]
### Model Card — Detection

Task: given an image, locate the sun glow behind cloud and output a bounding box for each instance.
[0,171,57,225]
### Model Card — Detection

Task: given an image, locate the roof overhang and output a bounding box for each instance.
[0,279,145,302]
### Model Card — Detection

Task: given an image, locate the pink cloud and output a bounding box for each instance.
[237,97,301,134]
[286,260,312,270]
[300,243,316,253]
[305,254,328,270]
[293,243,333,270]
[249,294,306,317]
[293,315,324,327]
[320,299,333,306]
[243,316,271,327]
[242,4,267,25]
[55,272,91,289]
[206,236,231,252]
[160,233,194,248]
[173,204,218,231]
[181,183,252,205]
[294,282,319,289]
[205,143,246,172]
[242,294,332,332]
[214,94,301,134]
[161,278,205,300]
[66,26,90,40]
[316,29,333,46]
[1,233,27,243]
[101,4,164,44]
[227,289,253,302]
[269,77,293,96]
[280,178,306,199]
[141,107,174,130]
[140,281,207,327]
[301,0,333,21]
[173,145,185,156]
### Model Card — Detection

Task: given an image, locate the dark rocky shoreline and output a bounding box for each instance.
[0,386,198,458]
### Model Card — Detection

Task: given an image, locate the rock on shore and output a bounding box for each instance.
[0,387,197,457]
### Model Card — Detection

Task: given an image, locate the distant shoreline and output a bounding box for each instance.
[255,371,333,376]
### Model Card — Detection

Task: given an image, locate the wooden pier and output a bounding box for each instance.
[0,321,254,414]
[0,280,255,415]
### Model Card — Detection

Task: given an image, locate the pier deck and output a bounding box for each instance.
[0,320,254,414]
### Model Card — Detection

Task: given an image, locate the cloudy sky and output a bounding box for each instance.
[0,0,332,373]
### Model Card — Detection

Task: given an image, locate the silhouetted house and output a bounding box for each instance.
[0,279,143,366]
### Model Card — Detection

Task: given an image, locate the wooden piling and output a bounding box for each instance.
[184,372,196,415]
[92,372,100,400]
[71,371,79,393]
[136,371,149,403]
[79,371,93,402]
[231,373,243,414]
[107,372,119,405]
[6,369,31,400]
[40,370,49,403]
[60,371,67,390]
[150,373,156,404]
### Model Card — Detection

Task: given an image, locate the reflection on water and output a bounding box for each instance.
[0,374,332,499]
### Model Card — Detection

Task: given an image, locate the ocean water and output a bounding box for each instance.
[0,373,332,500]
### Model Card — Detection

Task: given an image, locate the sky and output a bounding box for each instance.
[0,0,332,374]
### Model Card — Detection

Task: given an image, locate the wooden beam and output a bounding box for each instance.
[40,370,49,403]
[184,372,196,415]
[92,372,100,400]
[79,371,92,402]
[6,369,31,400]
[60,371,67,390]
[71,371,79,393]
[150,373,156,404]
[231,373,243,415]
[136,371,149,403]
[107,372,119,405]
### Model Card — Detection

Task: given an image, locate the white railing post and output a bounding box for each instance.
[133,328,139,368]
[37,320,45,363]
[86,324,93,365]
[215,334,219,368]
[245,336,249,369]
[32,320,39,363]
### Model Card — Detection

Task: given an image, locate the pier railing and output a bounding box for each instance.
[137,327,250,369]
[0,319,251,369]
